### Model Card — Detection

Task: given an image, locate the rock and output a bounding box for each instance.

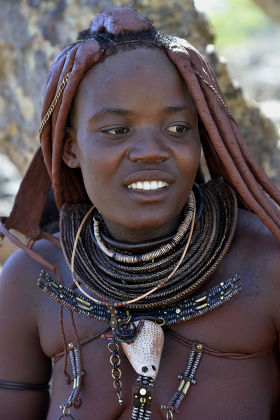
[0,0,279,183]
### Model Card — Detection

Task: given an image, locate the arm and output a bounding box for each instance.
[268,238,280,354]
[0,250,52,420]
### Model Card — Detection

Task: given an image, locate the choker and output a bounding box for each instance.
[90,190,196,264]
[99,229,176,252]
[92,182,203,254]
[40,178,240,420]
[70,190,196,307]
[59,179,237,311]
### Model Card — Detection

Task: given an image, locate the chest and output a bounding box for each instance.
[48,310,279,420]
[38,254,276,357]
[41,261,279,419]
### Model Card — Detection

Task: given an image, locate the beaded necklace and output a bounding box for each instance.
[39,179,240,420]
[60,179,237,311]
[70,190,196,307]
[91,191,195,264]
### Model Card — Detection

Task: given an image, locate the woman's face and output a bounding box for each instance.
[65,47,201,242]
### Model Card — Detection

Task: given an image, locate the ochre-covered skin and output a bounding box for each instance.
[1,209,280,419]
[0,7,280,420]
[1,7,279,241]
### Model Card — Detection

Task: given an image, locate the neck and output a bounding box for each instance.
[100,228,175,254]
[102,212,183,245]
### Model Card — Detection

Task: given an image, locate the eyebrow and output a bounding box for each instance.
[89,104,195,123]
[89,107,133,122]
[163,105,190,113]
[163,105,197,117]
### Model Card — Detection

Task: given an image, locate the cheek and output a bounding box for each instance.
[78,144,120,205]
[178,140,201,177]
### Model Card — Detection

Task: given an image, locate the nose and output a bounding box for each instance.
[127,128,170,163]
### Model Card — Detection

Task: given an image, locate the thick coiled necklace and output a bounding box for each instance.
[60,179,237,311]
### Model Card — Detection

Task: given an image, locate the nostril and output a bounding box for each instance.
[128,154,170,164]
[126,136,170,164]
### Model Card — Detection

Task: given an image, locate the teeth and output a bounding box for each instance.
[127,180,169,190]
[143,181,150,190]
[151,181,157,189]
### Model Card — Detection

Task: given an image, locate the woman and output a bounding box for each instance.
[0,7,280,420]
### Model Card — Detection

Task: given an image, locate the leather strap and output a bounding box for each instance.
[165,327,273,360]
[0,221,63,283]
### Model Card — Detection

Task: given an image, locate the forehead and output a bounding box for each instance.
[85,46,179,83]
[72,47,195,118]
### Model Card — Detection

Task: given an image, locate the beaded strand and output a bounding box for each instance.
[70,195,196,308]
[60,180,237,311]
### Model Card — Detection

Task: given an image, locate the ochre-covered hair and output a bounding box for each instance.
[0,8,279,408]
[1,7,280,242]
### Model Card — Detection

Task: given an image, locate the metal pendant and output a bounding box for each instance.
[121,320,164,379]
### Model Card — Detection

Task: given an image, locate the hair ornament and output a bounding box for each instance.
[39,72,71,136]
[89,7,151,34]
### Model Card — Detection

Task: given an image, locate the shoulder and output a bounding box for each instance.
[0,234,70,359]
[0,239,58,407]
[219,208,280,334]
[235,209,280,262]
[233,208,280,308]
[0,234,69,319]
[1,234,63,281]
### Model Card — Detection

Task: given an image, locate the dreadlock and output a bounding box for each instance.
[1,5,280,241]
[0,7,279,409]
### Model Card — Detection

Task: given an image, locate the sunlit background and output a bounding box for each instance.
[195,0,280,121]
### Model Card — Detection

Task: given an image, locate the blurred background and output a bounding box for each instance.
[196,0,280,126]
[0,0,279,266]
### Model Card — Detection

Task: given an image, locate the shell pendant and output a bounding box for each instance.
[121,320,164,379]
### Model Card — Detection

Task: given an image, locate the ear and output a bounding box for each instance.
[62,126,80,168]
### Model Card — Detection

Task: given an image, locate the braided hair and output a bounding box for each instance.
[2,6,280,240]
[1,7,279,409]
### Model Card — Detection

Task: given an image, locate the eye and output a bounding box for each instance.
[166,124,190,134]
[101,127,129,135]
